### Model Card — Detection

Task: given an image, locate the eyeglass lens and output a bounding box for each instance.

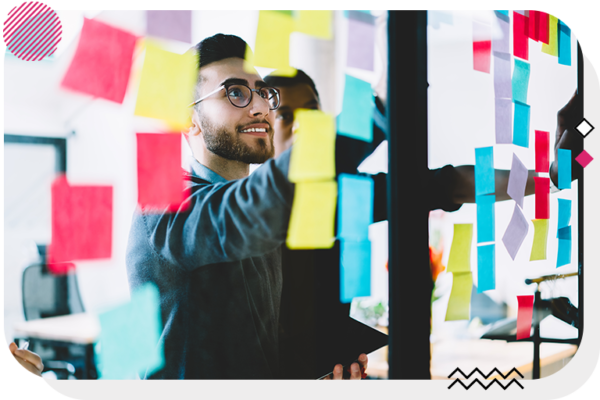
[226,85,279,110]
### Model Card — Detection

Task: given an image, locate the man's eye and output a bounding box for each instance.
[276,113,293,122]
[228,88,243,98]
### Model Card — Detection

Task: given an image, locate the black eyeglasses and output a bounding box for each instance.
[189,84,281,110]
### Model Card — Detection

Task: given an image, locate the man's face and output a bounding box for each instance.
[193,57,275,164]
[273,83,320,158]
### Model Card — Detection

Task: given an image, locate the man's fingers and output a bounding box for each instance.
[14,349,43,372]
[350,362,361,380]
[358,353,368,371]
[9,342,18,354]
[13,355,42,377]
[332,364,343,380]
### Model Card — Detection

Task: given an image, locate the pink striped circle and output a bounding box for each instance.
[3,1,62,61]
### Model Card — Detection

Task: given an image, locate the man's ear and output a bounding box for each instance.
[187,110,202,137]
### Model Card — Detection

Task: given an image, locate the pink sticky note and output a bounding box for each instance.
[575,150,594,168]
[534,176,550,219]
[538,12,550,44]
[517,295,534,340]
[60,18,138,104]
[528,11,539,41]
[48,263,76,275]
[137,133,188,212]
[535,130,550,172]
[513,12,529,60]
[48,176,113,263]
[473,21,491,73]
[146,11,192,43]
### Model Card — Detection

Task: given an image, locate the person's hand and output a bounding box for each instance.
[9,342,44,377]
[551,90,583,185]
[322,353,368,380]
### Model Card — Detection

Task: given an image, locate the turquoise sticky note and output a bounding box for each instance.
[340,239,371,303]
[512,59,530,103]
[513,100,531,148]
[338,74,374,142]
[557,198,572,229]
[97,283,164,379]
[558,148,571,189]
[338,174,374,241]
[557,226,572,240]
[557,238,571,267]
[477,244,495,292]
[558,21,571,66]
[476,194,495,243]
[475,147,494,196]
[496,10,509,16]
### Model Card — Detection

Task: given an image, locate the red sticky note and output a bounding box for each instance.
[49,176,113,263]
[513,11,529,60]
[61,18,138,104]
[473,21,491,73]
[528,11,539,41]
[48,263,76,275]
[535,130,550,172]
[538,12,550,44]
[137,133,187,212]
[534,177,550,219]
[516,295,534,340]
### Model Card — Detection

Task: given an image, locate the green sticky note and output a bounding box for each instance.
[245,11,296,76]
[445,272,473,321]
[447,224,473,273]
[542,15,558,57]
[294,11,333,39]
[337,74,374,142]
[530,219,549,261]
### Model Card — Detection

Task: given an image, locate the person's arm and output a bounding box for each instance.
[9,342,43,377]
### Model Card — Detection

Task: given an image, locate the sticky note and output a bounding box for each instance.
[513,11,529,60]
[137,133,187,212]
[534,177,550,219]
[246,11,295,76]
[542,15,558,56]
[557,238,572,267]
[445,272,473,321]
[495,97,512,144]
[512,59,531,104]
[287,181,337,249]
[477,244,495,292]
[340,239,371,303]
[288,110,336,182]
[60,18,138,104]
[429,10,454,29]
[493,51,511,99]
[558,198,572,229]
[507,153,528,208]
[558,149,572,189]
[98,282,164,379]
[535,130,550,172]
[492,12,510,54]
[513,100,531,148]
[134,41,197,130]
[338,75,374,142]
[558,21,571,66]
[338,174,374,241]
[528,10,539,41]
[530,219,549,261]
[146,11,192,43]
[557,226,572,240]
[294,10,332,39]
[473,21,491,73]
[48,176,112,263]
[447,224,473,273]
[538,12,550,44]
[476,195,495,243]
[496,10,509,17]
[347,11,375,71]
[516,295,534,340]
[475,146,494,196]
[502,203,529,260]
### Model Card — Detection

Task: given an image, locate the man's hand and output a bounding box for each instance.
[9,342,44,377]
[551,90,584,185]
[323,353,368,380]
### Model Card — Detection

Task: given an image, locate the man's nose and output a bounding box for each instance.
[247,91,270,118]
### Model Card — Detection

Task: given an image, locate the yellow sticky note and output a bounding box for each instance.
[245,11,296,76]
[294,11,333,40]
[542,15,559,57]
[447,224,473,273]
[287,180,337,249]
[530,219,549,261]
[134,41,197,130]
[288,109,336,182]
[445,272,473,321]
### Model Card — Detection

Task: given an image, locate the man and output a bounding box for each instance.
[126,34,367,379]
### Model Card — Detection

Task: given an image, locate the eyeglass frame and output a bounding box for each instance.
[189,83,281,110]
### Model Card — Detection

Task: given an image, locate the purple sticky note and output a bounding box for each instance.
[502,203,529,260]
[495,98,512,144]
[507,153,528,208]
[347,16,375,71]
[146,11,192,43]
[493,51,512,99]
[492,11,510,54]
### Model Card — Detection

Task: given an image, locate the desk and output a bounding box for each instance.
[13,313,100,379]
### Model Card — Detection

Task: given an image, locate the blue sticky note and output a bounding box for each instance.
[557,198,572,229]
[340,239,371,303]
[477,244,495,292]
[557,238,571,267]
[496,10,509,16]
[557,226,572,240]
[558,21,571,66]
[558,148,571,189]
[97,283,164,379]
[513,100,530,148]
[338,75,374,142]
[338,174,374,241]
[476,194,495,243]
[475,147,495,196]
[512,59,530,104]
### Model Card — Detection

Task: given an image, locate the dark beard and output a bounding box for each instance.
[200,115,274,164]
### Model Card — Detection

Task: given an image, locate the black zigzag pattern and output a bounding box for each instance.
[447,367,524,390]
[448,378,524,390]
[448,367,524,380]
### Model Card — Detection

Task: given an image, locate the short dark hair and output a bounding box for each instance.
[194,33,248,69]
[263,69,320,101]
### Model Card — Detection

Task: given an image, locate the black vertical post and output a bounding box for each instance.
[576,43,584,346]
[532,290,541,379]
[387,11,431,379]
